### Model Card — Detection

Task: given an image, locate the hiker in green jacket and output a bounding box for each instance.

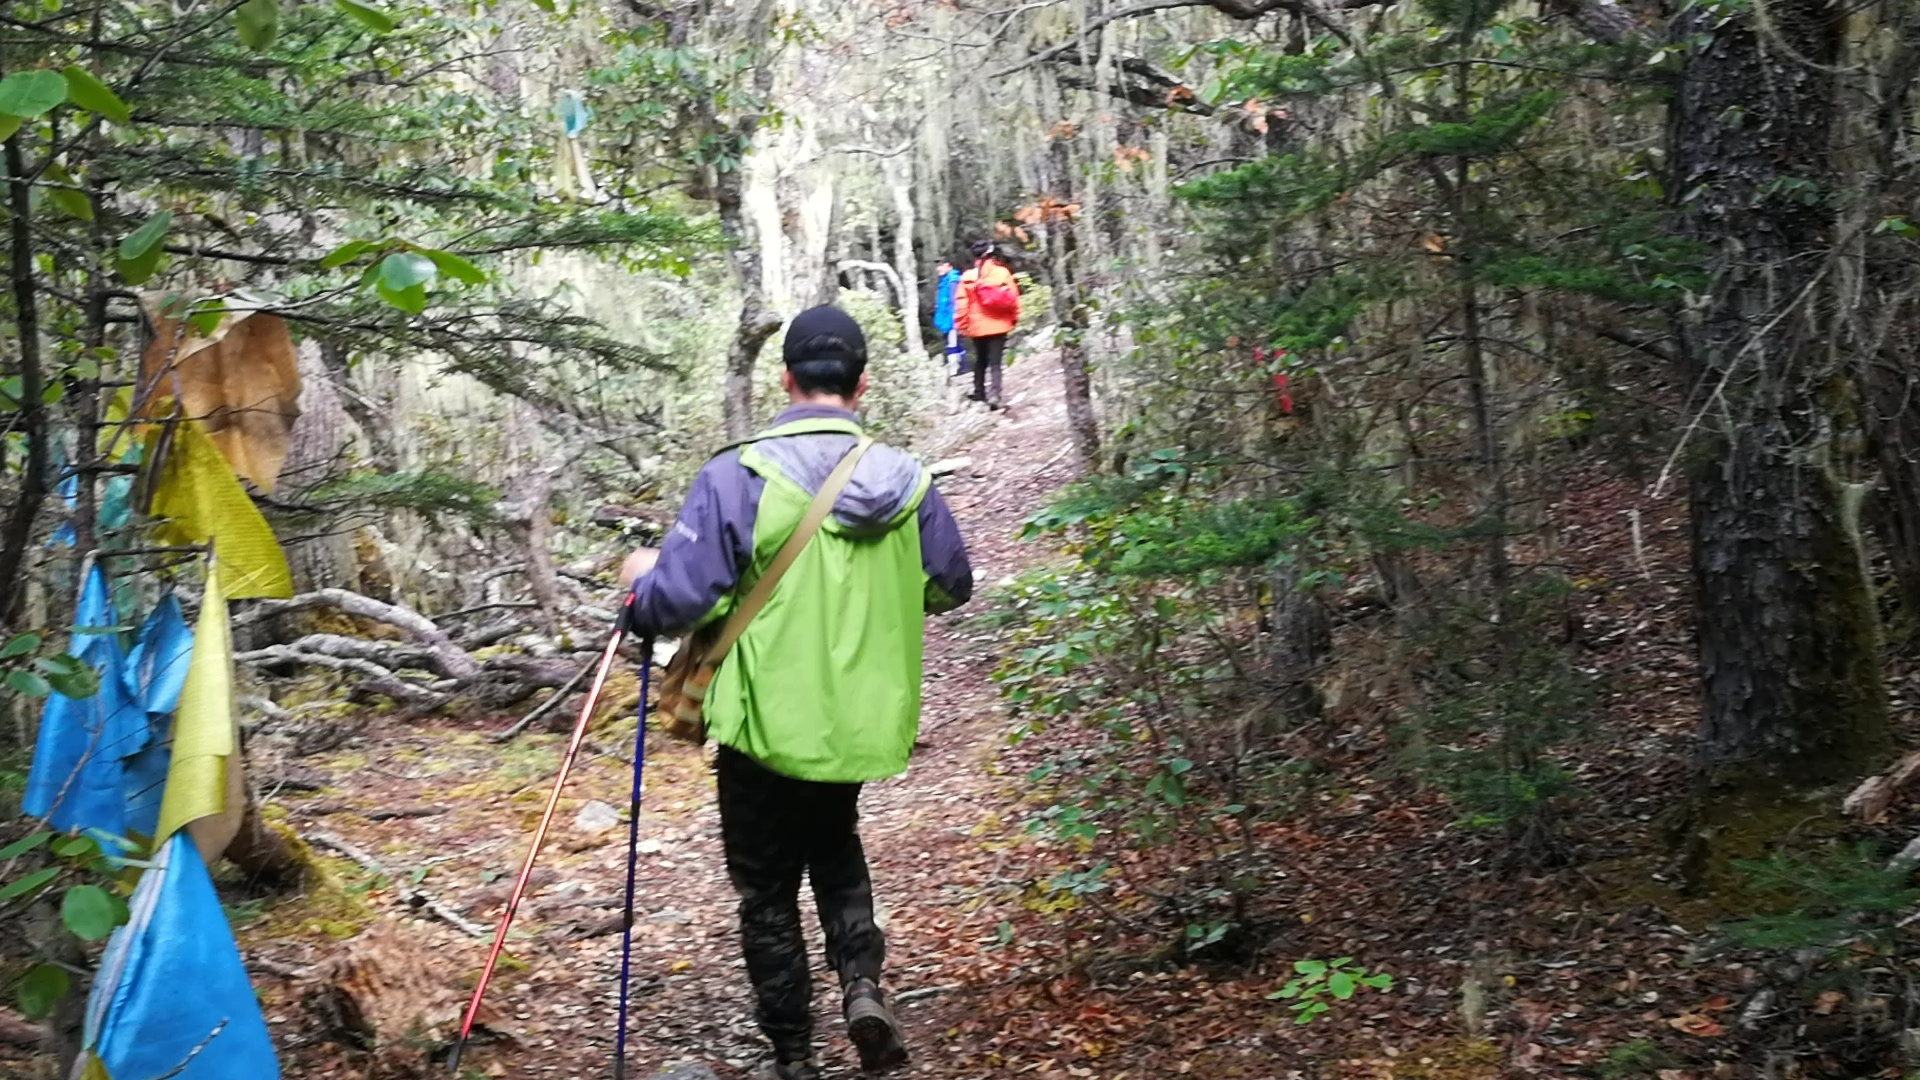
[619,306,974,1079]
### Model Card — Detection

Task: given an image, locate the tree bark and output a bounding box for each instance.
[1672,0,1889,792]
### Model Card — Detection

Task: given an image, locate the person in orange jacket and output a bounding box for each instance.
[952,240,1020,409]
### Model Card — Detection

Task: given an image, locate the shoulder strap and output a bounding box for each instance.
[704,436,874,663]
[707,417,865,462]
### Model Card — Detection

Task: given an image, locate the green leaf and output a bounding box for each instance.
[1878,216,1920,241]
[0,115,22,142]
[117,210,172,260]
[61,884,126,941]
[16,964,68,1019]
[423,248,486,286]
[39,381,63,406]
[530,0,555,12]
[117,244,163,285]
[1,632,42,659]
[1292,959,1327,977]
[0,70,68,119]
[60,66,129,124]
[236,0,280,50]
[375,279,427,314]
[0,865,60,900]
[320,239,375,269]
[36,653,84,675]
[188,303,225,337]
[333,0,398,32]
[1359,972,1393,990]
[42,163,91,222]
[1328,970,1356,999]
[1168,757,1193,774]
[378,251,438,291]
[0,830,51,859]
[7,669,50,697]
[42,664,99,699]
[51,835,96,858]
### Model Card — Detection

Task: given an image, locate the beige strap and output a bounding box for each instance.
[704,436,874,663]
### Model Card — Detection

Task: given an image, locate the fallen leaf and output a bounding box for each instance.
[1813,990,1844,1015]
[1668,1012,1723,1037]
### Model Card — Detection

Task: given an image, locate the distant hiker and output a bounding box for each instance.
[932,257,966,376]
[953,240,1021,409]
[617,305,974,1080]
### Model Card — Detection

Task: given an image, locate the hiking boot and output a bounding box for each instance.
[763,1058,821,1080]
[844,979,909,1072]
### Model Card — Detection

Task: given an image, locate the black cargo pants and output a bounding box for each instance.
[716,745,885,1061]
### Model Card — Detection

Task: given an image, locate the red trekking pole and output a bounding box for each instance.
[449,604,631,1074]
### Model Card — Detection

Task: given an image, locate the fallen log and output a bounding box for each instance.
[1845,749,1920,825]
[235,589,481,678]
[306,831,488,938]
[236,644,449,707]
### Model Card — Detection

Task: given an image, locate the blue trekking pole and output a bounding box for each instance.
[612,637,654,1080]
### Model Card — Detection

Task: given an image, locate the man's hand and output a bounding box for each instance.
[619,546,661,589]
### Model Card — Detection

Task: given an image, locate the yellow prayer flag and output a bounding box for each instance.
[155,558,246,863]
[146,418,293,599]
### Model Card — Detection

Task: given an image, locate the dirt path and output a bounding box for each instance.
[260,370,1080,1079]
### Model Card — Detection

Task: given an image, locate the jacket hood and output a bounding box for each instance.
[755,407,924,534]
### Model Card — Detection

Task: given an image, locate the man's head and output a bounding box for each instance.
[781,305,868,405]
[936,258,952,275]
[970,240,995,264]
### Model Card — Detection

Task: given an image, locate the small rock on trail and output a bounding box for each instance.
[574,799,623,833]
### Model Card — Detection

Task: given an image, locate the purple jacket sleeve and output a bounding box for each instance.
[625,452,763,637]
[918,484,973,613]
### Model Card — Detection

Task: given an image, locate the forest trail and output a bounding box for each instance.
[258,367,1084,1079]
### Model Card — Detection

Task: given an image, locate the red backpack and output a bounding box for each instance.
[974,273,1019,318]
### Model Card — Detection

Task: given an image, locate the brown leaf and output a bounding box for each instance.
[1668,1012,1724,1037]
[1813,990,1845,1015]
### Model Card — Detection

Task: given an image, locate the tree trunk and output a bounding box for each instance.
[720,153,780,440]
[1844,5,1920,644]
[717,0,782,441]
[1673,0,1889,794]
[0,134,51,628]
[886,153,925,357]
[499,402,562,634]
[1863,306,1920,642]
[1042,78,1101,470]
[279,342,359,593]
